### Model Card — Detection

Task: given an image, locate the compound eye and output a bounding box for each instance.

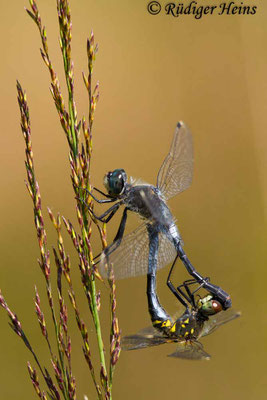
[199,296,223,316]
[110,174,123,195]
[211,300,223,314]
[104,169,126,196]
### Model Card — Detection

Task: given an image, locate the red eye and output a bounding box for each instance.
[212,300,223,313]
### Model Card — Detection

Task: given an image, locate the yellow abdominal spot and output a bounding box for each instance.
[170,323,176,332]
[191,328,194,334]
[153,319,171,328]
[162,320,171,327]
[181,324,186,328]
[184,318,189,324]
[184,331,189,337]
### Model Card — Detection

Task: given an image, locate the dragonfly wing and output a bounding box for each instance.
[122,333,168,351]
[99,223,150,279]
[157,230,177,269]
[157,121,193,201]
[136,326,163,336]
[201,309,241,338]
[168,340,211,360]
[99,224,177,279]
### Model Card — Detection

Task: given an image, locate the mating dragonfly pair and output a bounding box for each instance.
[123,276,240,360]
[81,121,239,359]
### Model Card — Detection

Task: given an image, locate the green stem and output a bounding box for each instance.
[68,96,77,156]
[80,204,109,396]
[91,276,111,399]
[90,277,106,368]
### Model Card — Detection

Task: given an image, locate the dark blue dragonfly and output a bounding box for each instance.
[123,231,239,360]
[86,122,231,309]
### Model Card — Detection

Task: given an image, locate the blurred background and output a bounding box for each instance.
[0,0,266,399]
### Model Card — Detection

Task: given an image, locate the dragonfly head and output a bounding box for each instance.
[197,295,223,318]
[104,169,127,197]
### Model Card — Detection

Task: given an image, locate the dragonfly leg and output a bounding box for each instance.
[176,279,209,307]
[189,278,210,297]
[83,187,116,204]
[92,186,113,199]
[94,207,129,264]
[177,279,198,307]
[181,277,210,294]
[78,197,121,222]
[176,285,193,306]
[90,202,121,223]
[166,257,189,309]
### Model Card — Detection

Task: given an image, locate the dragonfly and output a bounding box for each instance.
[84,121,231,309]
[122,272,240,360]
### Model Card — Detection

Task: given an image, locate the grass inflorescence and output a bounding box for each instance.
[0,1,120,399]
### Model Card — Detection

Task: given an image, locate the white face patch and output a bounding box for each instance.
[103,175,109,191]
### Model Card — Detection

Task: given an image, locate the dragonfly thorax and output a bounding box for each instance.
[124,184,175,227]
[168,313,203,341]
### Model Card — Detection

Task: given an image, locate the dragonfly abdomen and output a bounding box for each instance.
[168,223,181,241]
[147,273,172,331]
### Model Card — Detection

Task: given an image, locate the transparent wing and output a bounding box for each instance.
[168,340,210,360]
[136,326,162,337]
[99,223,150,279]
[157,232,177,272]
[157,121,193,200]
[99,224,177,280]
[122,332,168,351]
[201,309,241,338]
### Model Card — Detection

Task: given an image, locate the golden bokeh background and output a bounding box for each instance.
[0,0,266,399]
